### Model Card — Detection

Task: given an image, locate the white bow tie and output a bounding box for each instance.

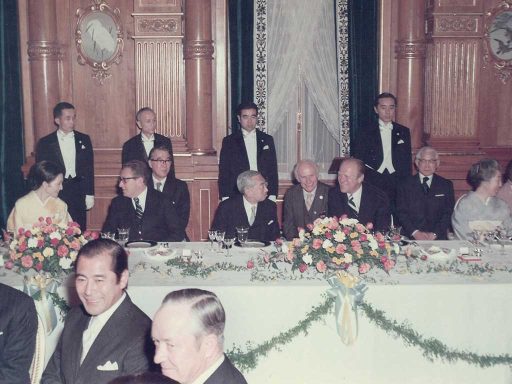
[379,123,392,131]
[141,136,154,143]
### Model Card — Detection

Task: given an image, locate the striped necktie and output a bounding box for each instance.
[422,176,430,195]
[348,195,358,217]
[134,197,143,220]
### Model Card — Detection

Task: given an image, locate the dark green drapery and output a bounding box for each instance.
[348,0,379,145]
[0,2,25,227]
[228,0,254,134]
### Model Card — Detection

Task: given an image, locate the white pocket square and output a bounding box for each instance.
[263,145,269,150]
[97,361,119,371]
[435,194,445,197]
[397,139,404,144]
[81,145,86,149]
[0,331,3,336]
[267,220,274,225]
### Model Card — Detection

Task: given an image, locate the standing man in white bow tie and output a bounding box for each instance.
[351,93,412,221]
[36,102,95,230]
[122,107,174,176]
[42,238,154,384]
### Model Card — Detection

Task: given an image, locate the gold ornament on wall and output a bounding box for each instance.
[75,0,124,85]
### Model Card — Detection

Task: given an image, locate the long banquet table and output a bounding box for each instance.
[2,240,512,384]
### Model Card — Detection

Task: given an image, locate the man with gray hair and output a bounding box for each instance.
[211,170,280,241]
[152,288,247,384]
[282,159,330,240]
[396,146,455,240]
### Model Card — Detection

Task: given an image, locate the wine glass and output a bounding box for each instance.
[208,229,216,250]
[117,227,130,245]
[495,227,508,255]
[388,226,402,243]
[223,237,236,257]
[215,231,225,253]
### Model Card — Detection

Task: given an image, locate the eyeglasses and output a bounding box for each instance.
[118,176,139,183]
[150,159,172,165]
[418,159,438,165]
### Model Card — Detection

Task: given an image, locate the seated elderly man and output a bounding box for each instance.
[328,157,391,231]
[396,146,455,240]
[212,170,280,242]
[282,159,329,240]
[103,160,186,241]
[152,288,247,384]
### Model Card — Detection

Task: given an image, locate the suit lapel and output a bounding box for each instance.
[71,311,91,381]
[49,132,66,169]
[137,134,149,161]
[234,132,250,168]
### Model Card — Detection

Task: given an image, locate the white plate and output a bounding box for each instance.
[126,240,157,248]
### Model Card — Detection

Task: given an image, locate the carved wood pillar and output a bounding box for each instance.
[395,0,426,150]
[424,1,483,150]
[132,1,186,151]
[27,0,62,144]
[183,0,215,155]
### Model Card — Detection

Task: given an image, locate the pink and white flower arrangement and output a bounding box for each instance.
[3,217,99,277]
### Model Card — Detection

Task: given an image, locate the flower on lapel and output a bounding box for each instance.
[319,195,324,200]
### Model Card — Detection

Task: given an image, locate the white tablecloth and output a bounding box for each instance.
[2,241,512,384]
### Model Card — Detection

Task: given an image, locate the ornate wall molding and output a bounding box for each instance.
[137,17,178,33]
[27,42,64,61]
[254,0,267,131]
[336,0,350,156]
[183,40,214,59]
[133,14,182,37]
[437,15,478,32]
[395,40,427,59]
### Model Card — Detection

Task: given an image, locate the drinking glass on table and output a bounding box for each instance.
[208,229,216,250]
[215,230,225,253]
[236,226,249,247]
[117,227,130,244]
[223,237,236,257]
[101,232,115,240]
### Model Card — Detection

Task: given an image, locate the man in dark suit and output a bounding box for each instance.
[152,288,247,384]
[282,159,330,240]
[351,93,412,217]
[396,146,455,240]
[328,158,391,231]
[36,102,94,229]
[42,239,154,384]
[218,101,278,201]
[121,107,174,176]
[148,145,190,238]
[212,170,280,242]
[102,160,185,242]
[0,283,37,384]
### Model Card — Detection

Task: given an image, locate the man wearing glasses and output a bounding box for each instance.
[212,170,280,242]
[148,145,190,238]
[396,146,455,240]
[102,160,185,241]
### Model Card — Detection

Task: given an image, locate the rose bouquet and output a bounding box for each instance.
[281,215,399,275]
[3,217,99,277]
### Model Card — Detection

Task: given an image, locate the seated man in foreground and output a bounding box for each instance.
[42,238,154,384]
[103,160,186,241]
[152,288,247,384]
[282,159,330,240]
[396,146,455,240]
[328,157,391,231]
[212,170,280,242]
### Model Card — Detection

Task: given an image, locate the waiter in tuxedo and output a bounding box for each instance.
[121,107,174,176]
[152,288,247,384]
[396,146,455,240]
[282,159,330,240]
[0,283,37,384]
[102,160,185,242]
[328,158,391,231]
[212,170,280,242]
[218,101,278,201]
[36,102,94,229]
[351,93,412,219]
[42,239,153,384]
[148,145,190,238]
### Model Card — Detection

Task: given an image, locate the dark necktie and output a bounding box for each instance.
[134,197,143,220]
[348,195,358,217]
[422,176,430,195]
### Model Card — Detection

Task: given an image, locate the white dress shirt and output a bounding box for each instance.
[190,354,225,384]
[348,185,363,212]
[152,176,167,191]
[132,187,148,211]
[418,173,432,188]
[377,120,396,174]
[81,292,126,363]
[57,129,76,178]
[141,133,155,158]
[242,129,258,171]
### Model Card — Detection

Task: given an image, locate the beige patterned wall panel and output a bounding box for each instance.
[424,39,480,138]
[135,40,184,139]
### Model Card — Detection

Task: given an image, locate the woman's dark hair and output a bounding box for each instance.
[27,161,64,191]
[466,158,500,191]
[108,372,174,384]
[503,159,512,183]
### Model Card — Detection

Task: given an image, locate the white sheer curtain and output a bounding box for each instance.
[267,0,340,177]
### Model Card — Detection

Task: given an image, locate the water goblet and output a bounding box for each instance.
[101,231,115,240]
[215,231,225,253]
[236,226,249,247]
[388,226,402,243]
[223,237,236,257]
[117,227,130,244]
[208,229,216,250]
